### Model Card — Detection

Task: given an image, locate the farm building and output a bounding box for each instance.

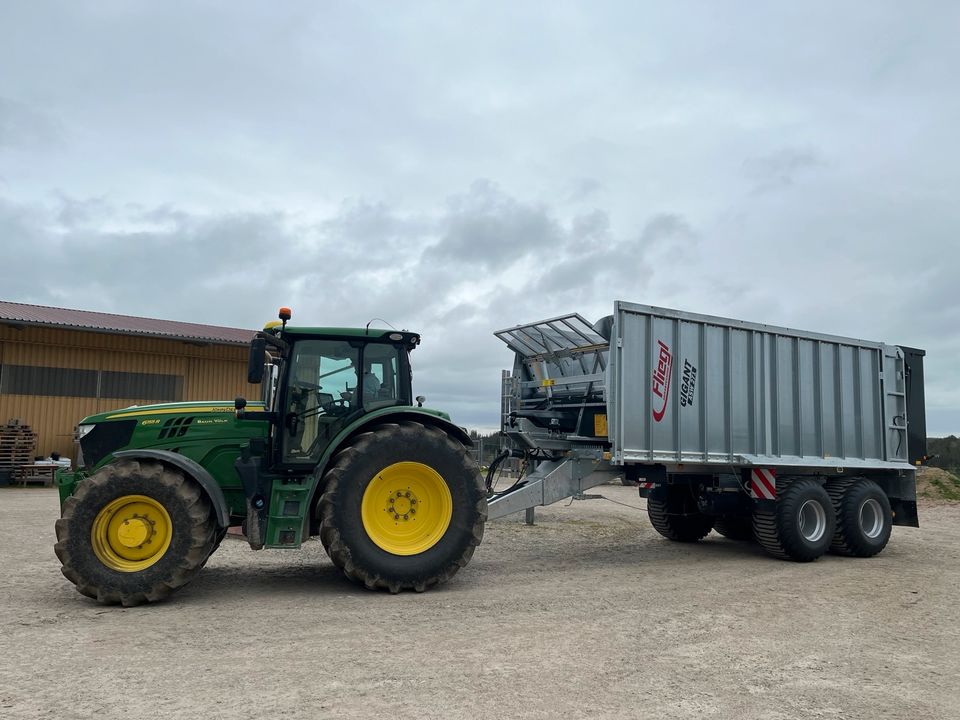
[0,301,255,467]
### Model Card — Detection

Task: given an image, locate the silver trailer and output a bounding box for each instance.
[487,301,926,562]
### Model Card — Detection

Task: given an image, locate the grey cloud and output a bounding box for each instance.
[567,178,605,203]
[55,194,112,229]
[424,181,562,268]
[743,148,823,194]
[0,187,689,428]
[570,210,610,242]
[1,3,959,433]
[0,97,62,149]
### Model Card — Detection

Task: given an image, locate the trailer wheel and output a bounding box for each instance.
[827,479,892,557]
[753,478,835,562]
[54,460,216,606]
[647,486,714,542]
[318,421,487,592]
[713,516,754,541]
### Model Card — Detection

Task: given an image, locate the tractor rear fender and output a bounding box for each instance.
[303,408,473,535]
[113,449,231,528]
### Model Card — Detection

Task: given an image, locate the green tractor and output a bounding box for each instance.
[54,309,487,605]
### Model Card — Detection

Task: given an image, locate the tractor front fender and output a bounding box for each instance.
[113,449,231,528]
[303,408,474,535]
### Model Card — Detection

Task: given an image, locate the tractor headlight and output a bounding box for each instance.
[75,425,94,468]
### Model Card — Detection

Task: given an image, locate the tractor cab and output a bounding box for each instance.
[236,308,421,469]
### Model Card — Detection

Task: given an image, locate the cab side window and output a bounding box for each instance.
[363,344,400,410]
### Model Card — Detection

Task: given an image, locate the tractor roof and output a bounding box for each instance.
[273,326,421,348]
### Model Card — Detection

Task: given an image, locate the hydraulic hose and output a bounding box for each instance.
[485,450,511,494]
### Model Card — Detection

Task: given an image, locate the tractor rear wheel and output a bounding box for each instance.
[54,460,216,606]
[318,421,487,592]
[647,486,714,542]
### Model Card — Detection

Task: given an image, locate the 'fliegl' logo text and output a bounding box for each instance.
[651,340,672,422]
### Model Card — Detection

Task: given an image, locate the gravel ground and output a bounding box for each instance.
[2,485,959,720]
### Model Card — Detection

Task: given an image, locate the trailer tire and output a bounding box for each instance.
[713,516,754,541]
[54,459,216,606]
[753,478,835,562]
[647,487,714,542]
[318,421,487,593]
[827,479,892,557]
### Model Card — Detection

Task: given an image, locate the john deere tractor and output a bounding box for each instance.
[54,309,487,605]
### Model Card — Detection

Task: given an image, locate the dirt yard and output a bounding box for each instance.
[1,486,958,720]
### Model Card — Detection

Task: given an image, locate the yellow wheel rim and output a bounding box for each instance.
[361,461,453,556]
[91,494,172,572]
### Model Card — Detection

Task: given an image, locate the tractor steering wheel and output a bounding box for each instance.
[321,398,351,416]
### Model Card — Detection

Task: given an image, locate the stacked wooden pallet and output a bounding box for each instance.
[0,420,38,477]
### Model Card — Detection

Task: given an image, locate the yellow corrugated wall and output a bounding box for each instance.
[0,325,251,462]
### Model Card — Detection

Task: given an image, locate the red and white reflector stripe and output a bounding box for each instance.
[749,468,777,500]
[639,482,655,490]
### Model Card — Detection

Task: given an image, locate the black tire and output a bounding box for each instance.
[827,479,892,557]
[713,516,754,541]
[647,486,714,542]
[317,421,487,593]
[54,459,216,606]
[202,527,228,567]
[753,478,835,562]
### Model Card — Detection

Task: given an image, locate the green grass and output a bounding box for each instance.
[929,473,960,501]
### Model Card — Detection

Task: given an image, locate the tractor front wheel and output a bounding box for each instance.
[54,460,216,606]
[318,421,487,592]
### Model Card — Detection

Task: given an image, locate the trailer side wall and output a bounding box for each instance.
[609,302,911,469]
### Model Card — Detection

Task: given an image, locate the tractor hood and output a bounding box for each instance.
[74,400,270,474]
[79,400,265,426]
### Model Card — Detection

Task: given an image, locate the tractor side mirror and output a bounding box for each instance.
[247,338,266,383]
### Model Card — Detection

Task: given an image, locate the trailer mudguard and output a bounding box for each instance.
[113,449,231,528]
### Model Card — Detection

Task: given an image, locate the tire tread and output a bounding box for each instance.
[318,421,486,592]
[753,478,835,562]
[647,494,713,542]
[55,459,218,606]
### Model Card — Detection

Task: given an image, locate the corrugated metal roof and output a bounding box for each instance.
[0,300,255,346]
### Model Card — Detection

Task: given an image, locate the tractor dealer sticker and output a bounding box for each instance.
[651,340,673,422]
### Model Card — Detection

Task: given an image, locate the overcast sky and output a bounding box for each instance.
[1,1,958,434]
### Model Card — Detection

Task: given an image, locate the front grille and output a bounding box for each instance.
[158,416,194,439]
[79,420,137,469]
